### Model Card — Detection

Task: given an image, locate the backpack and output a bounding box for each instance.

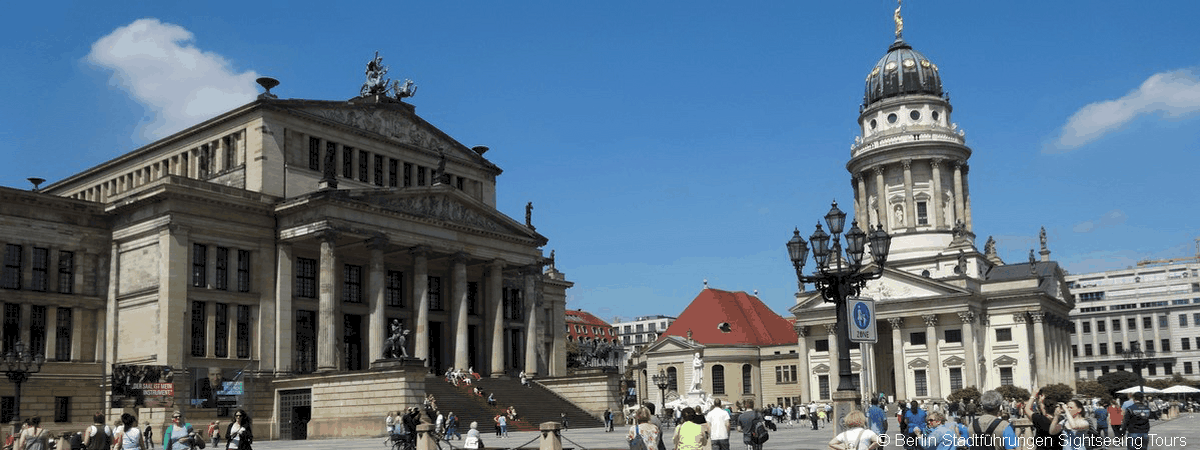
[970,417,1007,450]
[629,426,649,450]
[749,418,770,445]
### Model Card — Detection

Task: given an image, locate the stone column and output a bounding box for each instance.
[412,246,430,367]
[953,162,965,228]
[1027,312,1045,386]
[452,252,470,370]
[825,323,839,392]
[902,159,915,229]
[18,304,31,352]
[367,237,388,363]
[923,315,941,399]
[487,259,506,377]
[524,266,540,376]
[159,225,188,367]
[958,311,979,388]
[853,175,866,227]
[796,326,812,400]
[874,167,887,233]
[275,242,294,374]
[317,231,338,372]
[962,165,973,232]
[888,318,907,400]
[930,159,944,229]
[205,300,216,357]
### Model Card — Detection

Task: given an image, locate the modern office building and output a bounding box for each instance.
[1068,256,1200,381]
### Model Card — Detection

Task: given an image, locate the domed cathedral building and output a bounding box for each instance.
[0,55,570,440]
[790,6,1075,403]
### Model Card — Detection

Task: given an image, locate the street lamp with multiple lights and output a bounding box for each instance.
[786,201,891,432]
[1122,341,1155,396]
[651,370,673,420]
[2,341,46,433]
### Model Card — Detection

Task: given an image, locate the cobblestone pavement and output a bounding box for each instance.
[256,414,1200,449]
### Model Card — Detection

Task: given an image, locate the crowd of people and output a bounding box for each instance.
[11,409,254,450]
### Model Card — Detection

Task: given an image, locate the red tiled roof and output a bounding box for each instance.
[658,289,797,346]
[565,309,617,342]
[565,309,612,327]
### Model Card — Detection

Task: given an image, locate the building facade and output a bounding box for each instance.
[566,309,617,344]
[613,315,676,372]
[789,15,1075,403]
[2,71,570,439]
[1068,258,1200,381]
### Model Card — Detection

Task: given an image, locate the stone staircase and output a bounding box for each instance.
[424,375,604,432]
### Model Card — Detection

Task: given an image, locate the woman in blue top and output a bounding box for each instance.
[163,411,194,450]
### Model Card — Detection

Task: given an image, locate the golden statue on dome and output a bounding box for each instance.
[894,0,904,39]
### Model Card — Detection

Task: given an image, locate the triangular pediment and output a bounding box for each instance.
[942,355,965,367]
[791,266,973,312]
[992,355,1018,367]
[907,358,929,369]
[813,364,830,374]
[645,335,699,354]
[333,186,543,242]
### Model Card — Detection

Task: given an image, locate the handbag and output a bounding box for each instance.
[464,436,482,449]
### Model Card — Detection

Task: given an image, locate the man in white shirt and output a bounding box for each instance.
[705,399,732,450]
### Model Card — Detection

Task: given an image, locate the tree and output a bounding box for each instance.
[1040,383,1074,406]
[994,385,1030,402]
[1097,370,1141,395]
[1147,378,1171,389]
[948,386,981,404]
[1075,380,1112,404]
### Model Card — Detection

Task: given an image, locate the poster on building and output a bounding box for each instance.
[190,367,244,409]
[111,364,175,408]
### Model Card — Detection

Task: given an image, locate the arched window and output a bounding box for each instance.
[712,365,725,395]
[742,364,753,395]
[667,366,678,392]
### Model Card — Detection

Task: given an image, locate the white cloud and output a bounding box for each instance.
[1072,209,1127,233]
[87,18,259,141]
[1049,69,1200,152]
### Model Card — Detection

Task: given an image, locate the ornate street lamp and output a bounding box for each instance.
[787,201,891,432]
[2,341,46,433]
[1122,341,1155,396]
[652,370,671,420]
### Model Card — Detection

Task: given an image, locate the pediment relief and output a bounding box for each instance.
[907,358,928,369]
[337,189,535,239]
[993,355,1018,367]
[942,355,965,367]
[296,105,486,166]
[813,364,830,374]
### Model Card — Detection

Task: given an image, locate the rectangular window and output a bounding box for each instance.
[308,137,321,171]
[818,375,830,400]
[58,251,74,294]
[215,247,229,290]
[456,177,465,190]
[467,282,479,315]
[1183,338,1191,351]
[996,328,1012,342]
[374,154,384,186]
[1129,318,1137,330]
[236,305,250,358]
[712,366,725,395]
[192,244,207,288]
[2,244,22,290]
[429,276,445,311]
[1145,340,1155,352]
[742,366,752,394]
[916,201,928,225]
[403,162,413,187]
[1099,343,1108,355]
[910,332,926,346]
[1000,367,1014,386]
[3,304,19,352]
[237,250,250,292]
[1112,319,1121,331]
[1160,315,1169,328]
[295,310,316,374]
[388,159,399,187]
[1182,314,1189,327]
[417,165,426,186]
[296,257,317,299]
[1097,321,1106,332]
[649,322,657,332]
[1195,313,1200,327]
[54,397,69,423]
[1072,345,1078,357]
[343,264,363,303]
[945,329,962,344]
[224,135,237,169]
[915,369,928,397]
[814,339,829,352]
[0,397,11,424]
[1148,364,1157,376]
[1187,362,1194,375]
[1143,317,1152,329]
[191,301,206,357]
[1084,344,1093,356]
[30,305,45,357]
[1162,339,1171,352]
[1101,365,1109,374]
[55,308,72,361]
[386,271,404,307]
[31,247,48,291]
[341,144,352,178]
[214,303,228,357]
[1081,321,1091,333]
[949,367,963,391]
[358,149,369,182]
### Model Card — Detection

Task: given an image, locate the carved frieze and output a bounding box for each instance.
[376,195,503,232]
[305,108,442,151]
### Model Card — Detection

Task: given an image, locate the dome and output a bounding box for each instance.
[863,39,943,108]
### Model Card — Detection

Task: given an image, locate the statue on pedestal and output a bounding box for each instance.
[385,319,410,358]
[691,353,704,392]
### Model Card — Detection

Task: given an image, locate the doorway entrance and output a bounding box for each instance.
[279,389,311,440]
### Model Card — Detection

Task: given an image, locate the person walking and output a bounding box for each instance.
[225,409,253,450]
[867,397,888,436]
[144,425,154,449]
[704,399,732,450]
[673,408,708,450]
[114,413,146,450]
[17,416,49,450]
[808,401,819,431]
[604,408,614,432]
[736,401,764,450]
[827,410,881,450]
[627,407,662,450]
[1094,402,1110,439]
[445,412,460,440]
[1107,400,1124,438]
[493,414,502,437]
[972,390,1018,450]
[82,412,112,450]
[163,411,196,450]
[498,413,508,437]
[1122,392,1152,450]
[208,420,221,448]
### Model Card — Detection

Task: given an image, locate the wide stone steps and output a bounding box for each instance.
[424,375,604,432]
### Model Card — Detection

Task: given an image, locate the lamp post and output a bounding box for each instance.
[2,341,46,434]
[787,201,891,434]
[1122,341,1155,396]
[652,370,671,421]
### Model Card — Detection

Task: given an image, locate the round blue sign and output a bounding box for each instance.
[853,302,871,329]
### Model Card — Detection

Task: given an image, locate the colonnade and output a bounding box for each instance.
[852,159,972,234]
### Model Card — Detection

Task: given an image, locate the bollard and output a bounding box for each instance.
[539,421,563,450]
[417,423,438,450]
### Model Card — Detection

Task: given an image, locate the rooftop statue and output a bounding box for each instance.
[894,0,904,38]
[361,51,390,97]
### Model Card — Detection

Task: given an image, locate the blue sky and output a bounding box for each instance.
[3,1,1199,323]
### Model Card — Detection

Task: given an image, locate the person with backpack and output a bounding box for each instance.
[972,390,1018,450]
[1093,404,1109,439]
[827,410,881,450]
[82,413,112,450]
[737,401,767,450]
[628,407,662,450]
[1122,392,1151,450]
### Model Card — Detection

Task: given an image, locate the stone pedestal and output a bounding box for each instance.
[371,357,422,370]
[417,423,437,450]
[832,390,861,437]
[539,422,564,450]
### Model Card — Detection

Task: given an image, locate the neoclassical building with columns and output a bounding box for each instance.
[790,22,1074,403]
[3,72,570,439]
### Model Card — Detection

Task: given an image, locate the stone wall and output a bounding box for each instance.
[269,359,426,440]
[536,368,620,420]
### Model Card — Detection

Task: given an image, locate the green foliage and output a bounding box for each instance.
[947,386,981,404]
[994,385,1030,401]
[1040,383,1074,406]
[1147,378,1171,389]
[1097,370,1141,394]
[1075,380,1112,404]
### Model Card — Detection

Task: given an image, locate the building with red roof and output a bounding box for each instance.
[565,309,617,344]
